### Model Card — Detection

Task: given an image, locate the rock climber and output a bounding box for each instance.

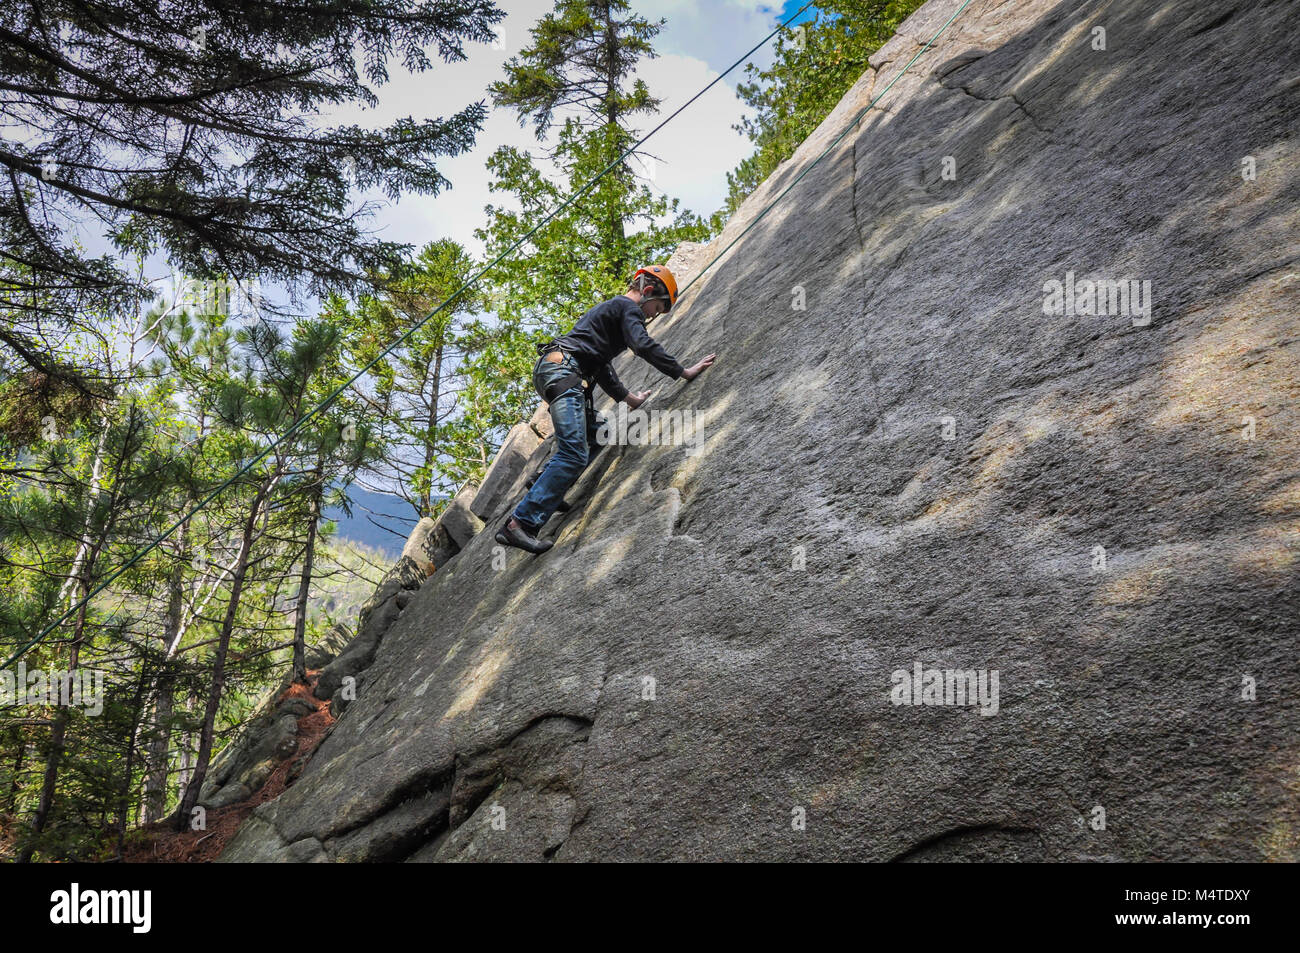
[495,264,716,554]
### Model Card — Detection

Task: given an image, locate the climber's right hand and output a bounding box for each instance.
[624,390,650,409]
[681,354,716,381]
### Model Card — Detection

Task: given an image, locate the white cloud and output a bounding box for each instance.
[633,0,786,75]
[631,53,750,218]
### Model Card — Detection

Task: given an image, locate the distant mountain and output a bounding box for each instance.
[324,485,418,559]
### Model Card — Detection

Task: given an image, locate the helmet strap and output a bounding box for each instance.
[632,273,667,299]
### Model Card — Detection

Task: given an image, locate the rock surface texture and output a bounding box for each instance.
[198,623,351,810]
[222,0,1300,862]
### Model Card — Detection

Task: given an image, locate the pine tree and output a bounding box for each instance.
[330,240,488,517]
[0,0,505,387]
[170,318,366,829]
[474,0,711,434]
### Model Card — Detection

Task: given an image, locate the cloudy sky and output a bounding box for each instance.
[335,0,809,257]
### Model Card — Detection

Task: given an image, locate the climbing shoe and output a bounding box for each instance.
[495,518,554,555]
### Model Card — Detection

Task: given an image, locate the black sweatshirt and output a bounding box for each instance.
[550,295,684,402]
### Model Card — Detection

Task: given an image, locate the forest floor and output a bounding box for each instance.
[121,672,335,863]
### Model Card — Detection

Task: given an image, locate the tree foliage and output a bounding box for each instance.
[0,0,503,386]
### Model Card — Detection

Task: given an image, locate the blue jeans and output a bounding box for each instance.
[513,353,597,531]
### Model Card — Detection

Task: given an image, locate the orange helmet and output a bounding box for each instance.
[631,264,678,310]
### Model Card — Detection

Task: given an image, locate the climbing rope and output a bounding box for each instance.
[4,1,825,669]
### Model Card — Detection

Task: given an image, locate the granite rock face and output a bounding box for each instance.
[469,424,543,523]
[222,0,1300,861]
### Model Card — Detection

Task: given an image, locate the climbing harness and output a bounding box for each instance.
[536,342,592,407]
